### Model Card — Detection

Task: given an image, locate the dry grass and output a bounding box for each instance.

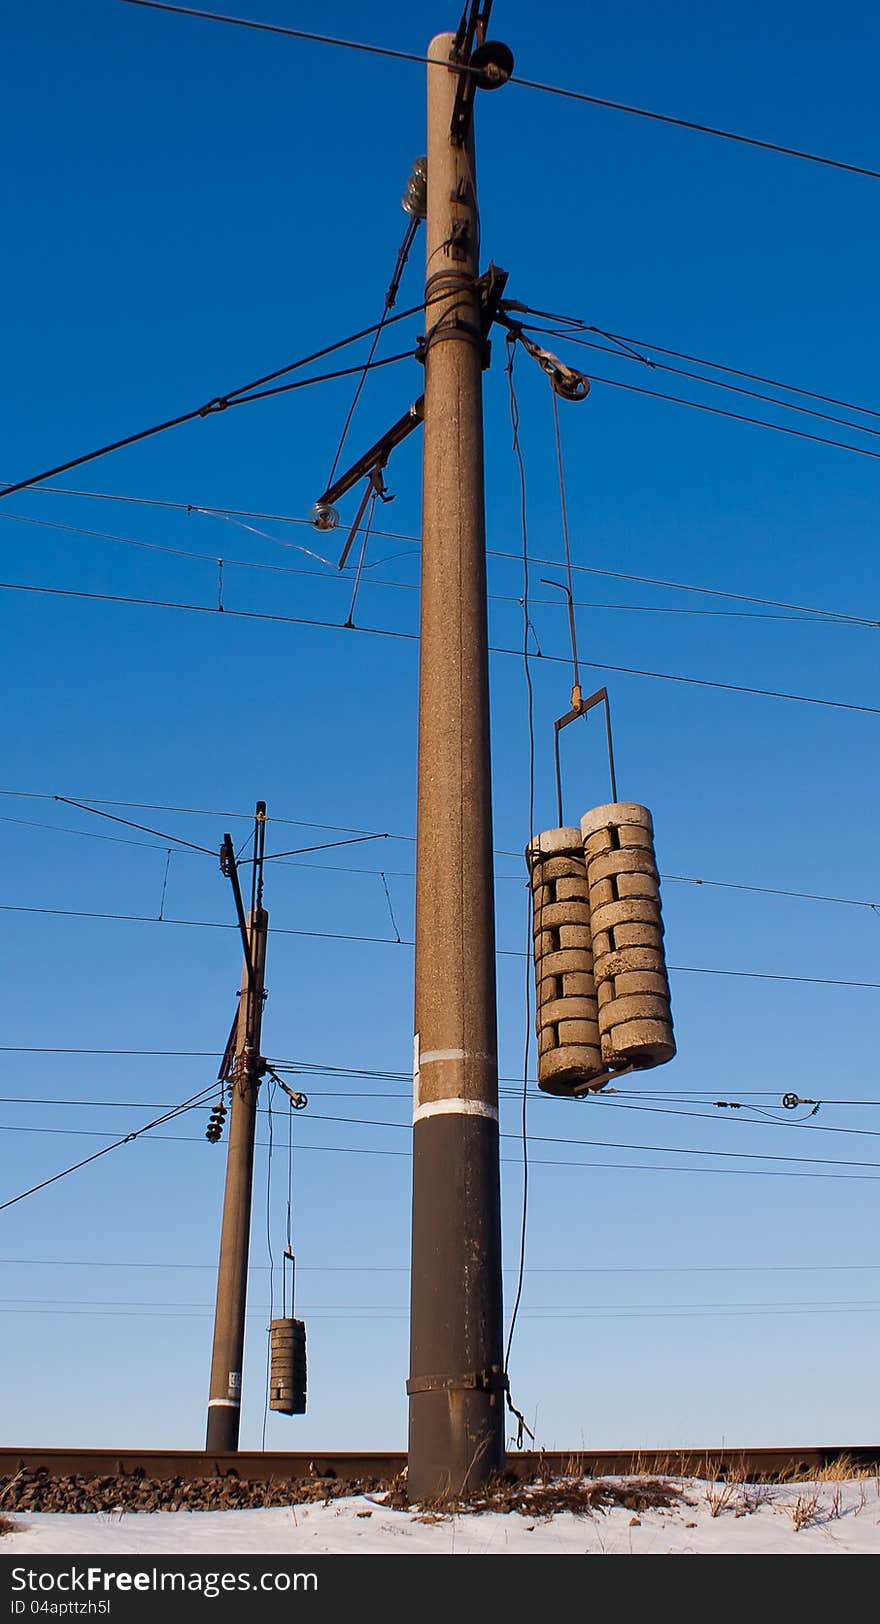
[704,1476,740,1518]
[0,1470,24,1508]
[736,1482,774,1514]
[812,1455,867,1483]
[388,1474,682,1518]
[790,1492,820,1532]
[774,1454,875,1485]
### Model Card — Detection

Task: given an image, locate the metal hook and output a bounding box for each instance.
[540,577,581,708]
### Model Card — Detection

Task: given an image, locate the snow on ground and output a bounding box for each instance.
[4,1479,880,1555]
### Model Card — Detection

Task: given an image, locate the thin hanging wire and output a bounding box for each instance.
[344,486,380,628]
[379,871,402,943]
[157,848,172,921]
[503,335,535,1448]
[550,387,580,696]
[260,1076,276,1450]
[325,216,422,492]
[284,1094,295,1320]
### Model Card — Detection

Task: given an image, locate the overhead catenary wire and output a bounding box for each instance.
[5,1120,880,1183]
[5,899,880,989]
[11,1298,880,1321]
[2,577,877,716]
[8,1255,880,1276]
[4,507,870,629]
[2,1291,880,1313]
[9,1114,880,1181]
[118,0,880,183]
[11,1090,880,1140]
[12,1069,880,1117]
[3,788,878,915]
[15,1048,877,1112]
[12,482,876,628]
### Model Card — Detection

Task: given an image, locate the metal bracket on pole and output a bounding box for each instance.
[219,802,268,1087]
[315,264,510,541]
[407,1367,509,1397]
[449,2,491,146]
[476,262,509,368]
[419,263,509,369]
[217,1007,239,1084]
[220,834,254,989]
[449,3,513,146]
[313,399,425,517]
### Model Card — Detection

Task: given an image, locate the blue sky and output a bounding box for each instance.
[2,0,880,1453]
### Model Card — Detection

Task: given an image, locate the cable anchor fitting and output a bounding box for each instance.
[265,1066,308,1111]
[498,313,591,400]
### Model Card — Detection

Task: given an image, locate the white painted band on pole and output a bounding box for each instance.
[207,1398,241,1408]
[419,1048,496,1066]
[413,1098,499,1125]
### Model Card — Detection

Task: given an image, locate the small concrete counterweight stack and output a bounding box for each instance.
[269,1317,307,1416]
[526,828,604,1094]
[581,802,676,1071]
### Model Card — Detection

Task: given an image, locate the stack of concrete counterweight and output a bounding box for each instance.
[269,1316,307,1415]
[527,803,676,1096]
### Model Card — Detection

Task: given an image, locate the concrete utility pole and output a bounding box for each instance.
[206,894,268,1451]
[407,28,506,1500]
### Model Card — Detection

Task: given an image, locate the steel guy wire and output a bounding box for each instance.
[0,1084,220,1214]
[522,323,880,444]
[0,350,416,502]
[119,2,880,183]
